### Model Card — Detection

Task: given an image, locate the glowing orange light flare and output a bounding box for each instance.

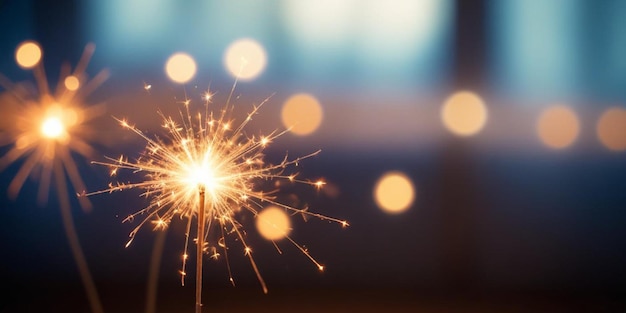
[1,42,108,207]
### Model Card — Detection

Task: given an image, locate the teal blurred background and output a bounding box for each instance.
[1,1,626,312]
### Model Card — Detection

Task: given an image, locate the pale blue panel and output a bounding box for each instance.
[602,1,626,99]
[87,0,177,63]
[490,0,583,102]
[280,0,453,90]
[86,0,277,68]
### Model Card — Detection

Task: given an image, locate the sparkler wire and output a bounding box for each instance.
[196,185,206,313]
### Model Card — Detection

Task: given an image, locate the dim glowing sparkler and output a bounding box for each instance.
[86,86,348,312]
[0,41,108,313]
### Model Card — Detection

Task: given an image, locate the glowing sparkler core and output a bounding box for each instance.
[185,161,217,190]
[179,145,221,200]
[39,105,77,141]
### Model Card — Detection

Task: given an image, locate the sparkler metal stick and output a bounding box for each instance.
[196,185,206,313]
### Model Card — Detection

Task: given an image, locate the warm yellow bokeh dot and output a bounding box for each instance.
[281,93,323,136]
[537,105,580,149]
[256,206,291,241]
[374,171,415,214]
[224,38,267,81]
[596,107,626,151]
[15,41,42,69]
[441,91,488,136]
[165,53,197,84]
[64,75,80,91]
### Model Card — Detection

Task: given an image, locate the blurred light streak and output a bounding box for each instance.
[536,105,580,150]
[281,93,323,136]
[374,171,415,214]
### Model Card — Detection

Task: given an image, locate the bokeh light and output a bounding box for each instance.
[64,75,80,91]
[15,41,42,69]
[165,52,197,84]
[224,38,267,81]
[281,93,323,136]
[537,105,580,149]
[256,206,291,241]
[596,107,626,151]
[374,171,415,214]
[441,91,488,136]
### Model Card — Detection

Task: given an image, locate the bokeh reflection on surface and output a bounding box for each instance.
[1,0,626,312]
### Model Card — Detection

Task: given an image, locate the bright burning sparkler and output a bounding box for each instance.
[86,87,348,311]
[0,41,108,313]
